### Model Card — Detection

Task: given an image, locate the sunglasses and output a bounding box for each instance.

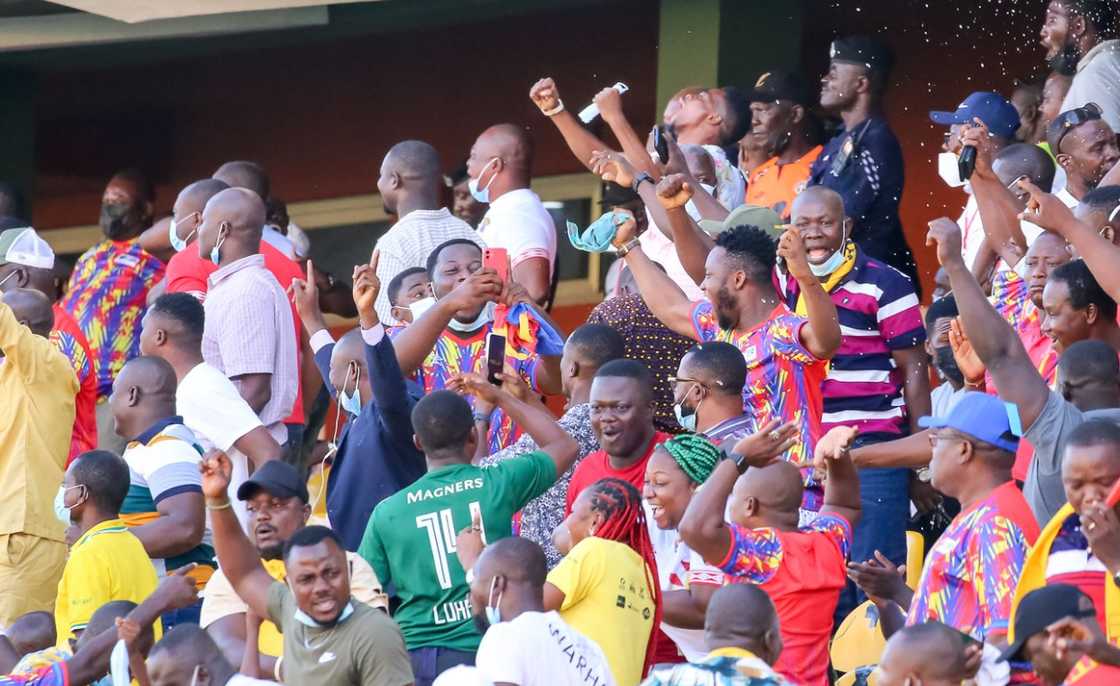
[1053,102,1103,154]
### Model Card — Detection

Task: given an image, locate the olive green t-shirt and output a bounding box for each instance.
[266,582,413,685]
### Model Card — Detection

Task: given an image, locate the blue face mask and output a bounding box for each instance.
[338,364,362,416]
[673,383,702,433]
[54,484,84,526]
[566,210,627,253]
[468,158,499,204]
[209,232,226,266]
[168,214,197,253]
[808,227,850,277]
[485,576,503,626]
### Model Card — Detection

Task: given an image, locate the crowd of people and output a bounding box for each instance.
[4,1,1120,685]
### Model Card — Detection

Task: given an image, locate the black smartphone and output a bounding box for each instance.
[958,145,977,181]
[654,125,670,165]
[485,332,506,385]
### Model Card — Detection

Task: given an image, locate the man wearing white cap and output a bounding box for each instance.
[0,225,98,462]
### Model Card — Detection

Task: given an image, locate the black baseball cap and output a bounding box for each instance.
[748,70,813,107]
[829,35,894,76]
[236,460,309,503]
[998,584,1098,663]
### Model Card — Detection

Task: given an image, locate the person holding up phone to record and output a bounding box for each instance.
[391,238,565,454]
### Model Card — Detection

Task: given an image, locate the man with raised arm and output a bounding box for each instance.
[357,378,577,686]
[201,451,413,685]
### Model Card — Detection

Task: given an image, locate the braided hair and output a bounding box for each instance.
[661,434,721,484]
[585,477,662,678]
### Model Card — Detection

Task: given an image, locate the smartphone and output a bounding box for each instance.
[958,145,977,181]
[482,247,509,283]
[653,125,670,165]
[485,332,506,385]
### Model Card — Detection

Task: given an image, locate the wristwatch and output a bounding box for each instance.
[721,447,751,475]
[472,411,491,425]
[616,237,641,258]
[632,171,654,192]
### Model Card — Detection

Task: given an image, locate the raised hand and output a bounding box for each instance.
[656,173,693,210]
[455,511,485,572]
[589,149,637,188]
[948,318,986,386]
[288,259,325,332]
[777,227,813,282]
[1017,177,1080,235]
[594,87,624,122]
[444,269,503,313]
[447,371,503,409]
[529,77,562,115]
[926,217,965,268]
[729,418,800,469]
[1081,501,1120,575]
[154,563,202,611]
[353,249,381,328]
[958,118,997,181]
[199,449,233,501]
[609,209,639,250]
[813,426,859,471]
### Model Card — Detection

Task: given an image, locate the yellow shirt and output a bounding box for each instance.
[54,518,160,646]
[0,301,77,541]
[547,537,655,686]
[200,553,388,657]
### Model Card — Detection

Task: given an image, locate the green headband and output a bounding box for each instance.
[662,434,721,484]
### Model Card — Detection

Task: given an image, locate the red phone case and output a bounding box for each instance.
[483,247,509,282]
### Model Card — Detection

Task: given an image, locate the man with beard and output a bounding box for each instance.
[372,141,484,325]
[62,170,164,455]
[811,35,918,284]
[199,460,385,679]
[202,452,412,685]
[1048,103,1120,206]
[744,70,822,220]
[1039,0,1120,132]
[612,213,840,474]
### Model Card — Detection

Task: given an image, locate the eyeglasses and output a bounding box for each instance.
[1007,174,1030,201]
[1053,102,1103,154]
[668,376,722,388]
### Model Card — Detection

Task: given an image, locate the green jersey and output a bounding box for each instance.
[358,450,557,651]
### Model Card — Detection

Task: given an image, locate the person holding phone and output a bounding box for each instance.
[390,238,563,453]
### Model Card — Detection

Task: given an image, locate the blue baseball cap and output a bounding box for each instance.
[929,91,1021,140]
[918,391,1020,453]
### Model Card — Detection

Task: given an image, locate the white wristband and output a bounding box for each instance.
[541,100,565,117]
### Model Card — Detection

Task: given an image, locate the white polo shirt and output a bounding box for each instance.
[477,188,557,277]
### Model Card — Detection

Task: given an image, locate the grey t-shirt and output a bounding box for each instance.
[266,582,413,685]
[1023,390,1120,525]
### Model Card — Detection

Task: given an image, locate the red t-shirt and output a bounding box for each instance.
[1068,658,1120,685]
[164,242,305,424]
[50,304,98,464]
[564,431,671,515]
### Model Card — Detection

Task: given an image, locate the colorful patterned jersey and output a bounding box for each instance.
[783,249,925,438]
[50,304,98,463]
[689,302,826,466]
[401,321,540,453]
[907,482,1040,639]
[0,663,66,686]
[718,514,851,686]
[644,648,791,686]
[61,239,164,397]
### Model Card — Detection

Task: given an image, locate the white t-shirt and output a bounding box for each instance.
[1062,39,1120,133]
[958,194,1045,275]
[177,362,266,529]
[478,188,557,277]
[648,518,725,661]
[475,610,616,686]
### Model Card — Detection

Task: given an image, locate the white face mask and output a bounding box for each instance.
[408,296,436,321]
[448,301,495,332]
[938,151,967,188]
[808,224,850,277]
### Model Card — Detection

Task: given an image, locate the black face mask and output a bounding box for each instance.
[100,201,142,240]
[934,345,965,386]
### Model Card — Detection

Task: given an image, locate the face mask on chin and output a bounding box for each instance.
[448,301,495,332]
